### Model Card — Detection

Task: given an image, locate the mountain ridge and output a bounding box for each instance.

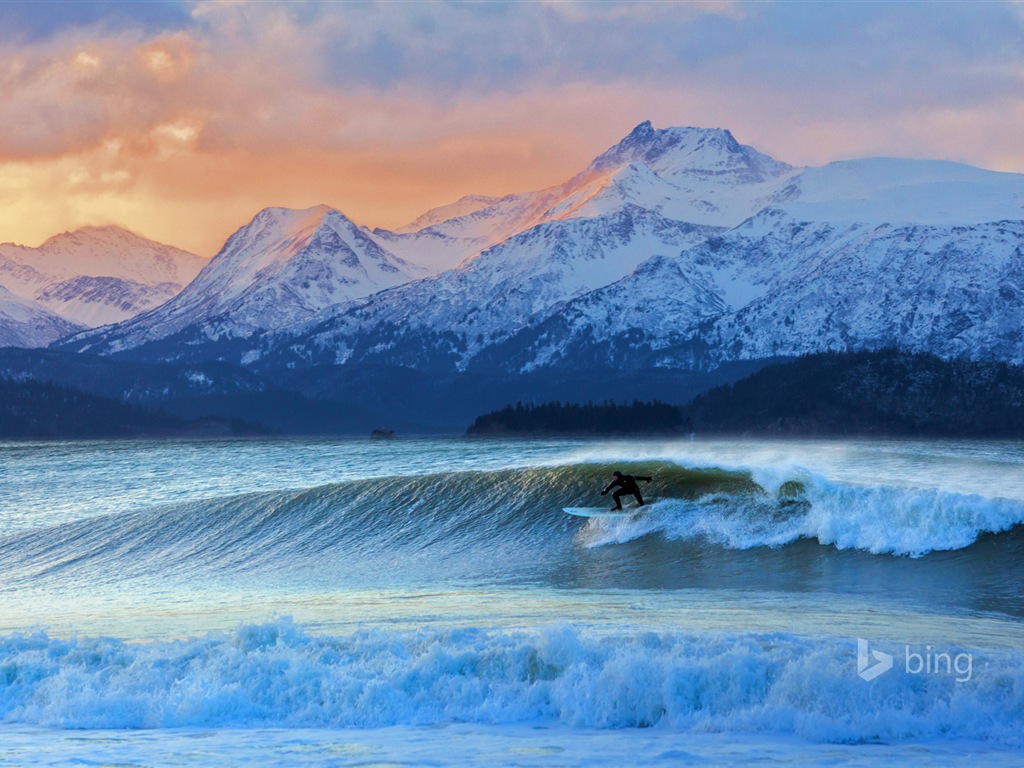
[61,205,428,355]
[0,225,206,343]
[33,120,1024,382]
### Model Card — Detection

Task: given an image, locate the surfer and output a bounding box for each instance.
[601,470,652,510]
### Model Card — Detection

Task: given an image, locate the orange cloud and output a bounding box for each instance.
[0,3,1022,257]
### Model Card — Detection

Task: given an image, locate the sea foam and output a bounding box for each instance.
[1,620,1021,744]
[581,471,1024,557]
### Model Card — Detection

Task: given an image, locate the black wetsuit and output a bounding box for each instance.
[602,474,652,510]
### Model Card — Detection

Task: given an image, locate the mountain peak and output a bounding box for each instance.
[623,119,656,144]
[249,204,336,230]
[0,223,208,332]
[581,122,794,191]
[41,224,148,251]
[30,224,204,279]
[593,123,745,170]
[393,195,503,235]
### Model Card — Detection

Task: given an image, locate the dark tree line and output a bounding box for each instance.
[467,350,1024,438]
[0,377,187,438]
[467,399,685,435]
[0,378,259,439]
[681,349,1024,438]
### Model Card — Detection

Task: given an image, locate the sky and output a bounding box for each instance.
[1,0,1023,256]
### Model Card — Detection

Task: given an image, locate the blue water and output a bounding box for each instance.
[1,437,1023,765]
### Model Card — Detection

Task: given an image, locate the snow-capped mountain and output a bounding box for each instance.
[468,254,729,374]
[779,157,1024,226]
[0,285,85,347]
[262,206,716,370]
[0,226,206,328]
[252,135,1024,372]
[59,123,798,361]
[374,121,797,273]
[62,206,426,356]
[32,276,181,329]
[476,211,1024,373]
[701,213,1024,364]
[50,122,1024,375]
[392,195,502,235]
[475,154,1024,372]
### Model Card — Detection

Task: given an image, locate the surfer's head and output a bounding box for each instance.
[612,471,622,477]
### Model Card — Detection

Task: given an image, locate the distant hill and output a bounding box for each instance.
[6,347,1023,439]
[0,347,760,435]
[465,351,1024,438]
[0,377,263,439]
[681,350,1024,438]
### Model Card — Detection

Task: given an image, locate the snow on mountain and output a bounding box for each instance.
[378,122,798,272]
[49,122,1024,374]
[34,276,181,329]
[0,226,206,329]
[259,207,717,370]
[62,206,425,356]
[782,158,1024,225]
[492,210,1024,372]
[58,123,802,358]
[32,226,205,286]
[370,226,487,275]
[535,121,797,231]
[392,195,502,235]
[702,213,1024,364]
[592,121,791,181]
[0,285,84,347]
[564,121,798,225]
[471,254,729,374]
[0,246,46,294]
[373,194,511,274]
[272,127,1024,374]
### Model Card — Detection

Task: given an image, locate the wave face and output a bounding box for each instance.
[0,463,748,584]
[0,619,1021,744]
[3,458,1023,570]
[1,459,1023,637]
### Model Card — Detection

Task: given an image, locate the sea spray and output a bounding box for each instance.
[579,474,1024,557]
[0,620,1021,744]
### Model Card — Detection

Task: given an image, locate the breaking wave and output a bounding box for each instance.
[0,619,1021,744]
[577,474,1024,557]
[2,461,1023,589]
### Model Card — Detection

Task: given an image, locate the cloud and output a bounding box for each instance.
[0,0,192,42]
[0,1,1022,255]
[542,0,745,23]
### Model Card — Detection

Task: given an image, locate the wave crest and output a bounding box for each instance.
[3,462,1023,590]
[0,619,1021,744]
[579,475,1024,556]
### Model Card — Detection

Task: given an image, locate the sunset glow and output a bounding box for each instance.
[1,1,1022,255]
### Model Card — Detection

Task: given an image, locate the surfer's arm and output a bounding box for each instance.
[601,480,620,494]
[639,476,652,482]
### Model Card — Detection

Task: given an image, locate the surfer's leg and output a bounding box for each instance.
[612,490,626,510]
[635,492,644,506]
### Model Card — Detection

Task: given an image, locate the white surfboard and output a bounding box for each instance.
[563,507,638,518]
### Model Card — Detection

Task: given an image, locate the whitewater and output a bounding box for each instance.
[1,436,1023,766]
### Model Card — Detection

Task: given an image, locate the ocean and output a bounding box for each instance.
[1,436,1022,766]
